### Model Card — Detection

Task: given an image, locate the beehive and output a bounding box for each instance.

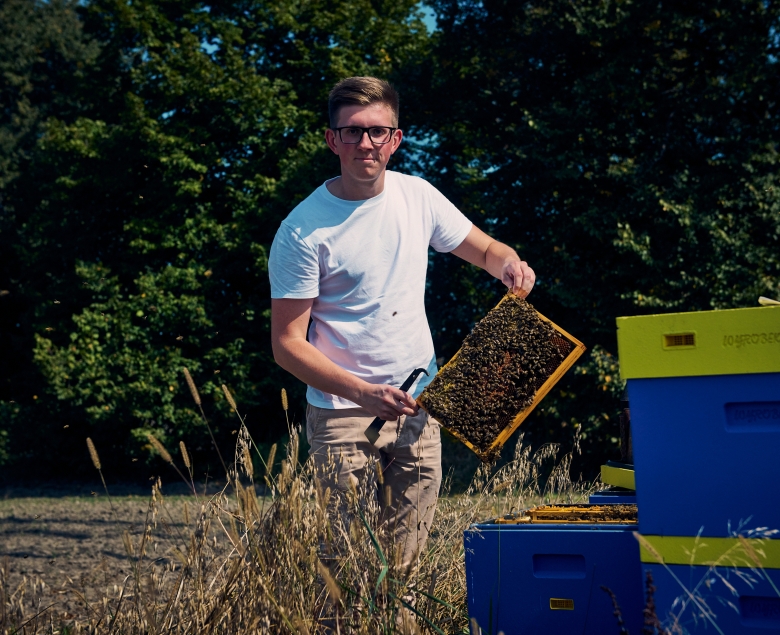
[465,515,644,635]
[418,293,586,461]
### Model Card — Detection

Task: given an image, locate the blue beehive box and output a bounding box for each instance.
[637,533,780,633]
[641,562,780,634]
[616,307,780,538]
[628,372,780,537]
[465,521,644,635]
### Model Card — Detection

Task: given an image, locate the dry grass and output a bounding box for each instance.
[1,389,593,634]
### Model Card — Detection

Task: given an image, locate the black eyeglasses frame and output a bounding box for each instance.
[331,126,398,145]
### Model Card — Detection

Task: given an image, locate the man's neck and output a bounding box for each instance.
[327,171,387,201]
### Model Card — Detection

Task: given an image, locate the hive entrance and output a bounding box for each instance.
[418,294,585,461]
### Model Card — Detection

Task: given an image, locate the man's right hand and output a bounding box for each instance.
[356,383,420,421]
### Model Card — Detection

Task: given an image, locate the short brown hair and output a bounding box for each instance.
[328,77,399,128]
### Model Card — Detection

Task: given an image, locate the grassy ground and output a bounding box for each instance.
[0,487,576,611]
[0,425,594,634]
[0,434,486,611]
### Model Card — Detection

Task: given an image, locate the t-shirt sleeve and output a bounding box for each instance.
[268,222,320,299]
[427,183,473,253]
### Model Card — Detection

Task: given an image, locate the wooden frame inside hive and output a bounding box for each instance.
[491,504,638,525]
[418,294,586,462]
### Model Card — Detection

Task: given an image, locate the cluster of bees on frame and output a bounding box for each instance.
[528,504,638,524]
[420,294,571,455]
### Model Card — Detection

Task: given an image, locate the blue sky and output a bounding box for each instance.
[420,3,437,32]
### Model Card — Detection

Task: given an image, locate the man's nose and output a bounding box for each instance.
[356,130,374,149]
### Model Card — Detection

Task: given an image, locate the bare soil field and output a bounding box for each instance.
[0,484,229,621]
[2,496,160,576]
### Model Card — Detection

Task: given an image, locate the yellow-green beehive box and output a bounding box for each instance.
[616,306,780,380]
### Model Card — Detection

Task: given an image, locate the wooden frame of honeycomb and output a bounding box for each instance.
[418,294,586,462]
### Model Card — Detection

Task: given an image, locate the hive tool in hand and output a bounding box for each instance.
[364,368,429,445]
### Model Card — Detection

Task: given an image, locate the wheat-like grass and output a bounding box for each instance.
[317,559,342,603]
[86,437,101,470]
[242,445,254,479]
[222,384,237,411]
[180,440,191,469]
[265,443,277,478]
[5,388,599,634]
[147,433,173,464]
[84,437,122,526]
[182,367,201,406]
[144,433,201,498]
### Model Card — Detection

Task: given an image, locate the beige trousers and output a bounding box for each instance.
[306,404,442,571]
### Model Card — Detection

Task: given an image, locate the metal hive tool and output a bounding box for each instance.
[418,293,586,462]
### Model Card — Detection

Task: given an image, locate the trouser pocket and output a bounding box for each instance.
[305,404,325,444]
[397,409,432,448]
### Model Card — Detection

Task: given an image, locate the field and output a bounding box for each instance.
[0,430,592,634]
[1,494,171,620]
[0,490,227,621]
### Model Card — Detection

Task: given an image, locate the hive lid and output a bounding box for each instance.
[638,534,780,568]
[600,462,635,490]
[616,306,780,380]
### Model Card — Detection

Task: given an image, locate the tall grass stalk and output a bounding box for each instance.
[183,367,228,473]
[86,437,120,524]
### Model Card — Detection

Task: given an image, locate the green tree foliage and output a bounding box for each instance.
[0,0,100,188]
[411,0,780,471]
[0,0,429,477]
[2,0,778,481]
[0,0,101,471]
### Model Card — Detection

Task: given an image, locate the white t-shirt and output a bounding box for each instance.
[269,171,473,409]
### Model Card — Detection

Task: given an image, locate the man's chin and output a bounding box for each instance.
[351,168,383,180]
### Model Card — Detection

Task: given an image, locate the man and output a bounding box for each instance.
[269,77,534,570]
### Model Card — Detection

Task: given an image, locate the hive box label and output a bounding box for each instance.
[722,331,780,348]
[740,595,780,628]
[725,401,780,432]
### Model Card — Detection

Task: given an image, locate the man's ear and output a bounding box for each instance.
[389,129,404,154]
[325,128,339,155]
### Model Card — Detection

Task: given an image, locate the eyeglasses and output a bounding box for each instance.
[331,126,397,144]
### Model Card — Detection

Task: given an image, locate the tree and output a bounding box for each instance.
[409,0,780,473]
[0,0,100,188]
[0,0,430,478]
[0,0,101,469]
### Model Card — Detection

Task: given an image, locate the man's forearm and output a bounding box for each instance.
[485,240,521,280]
[273,336,419,420]
[271,297,419,419]
[273,337,367,404]
[451,226,534,297]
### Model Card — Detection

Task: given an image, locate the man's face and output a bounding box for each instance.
[325,103,403,186]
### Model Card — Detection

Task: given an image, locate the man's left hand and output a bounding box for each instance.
[502,259,535,298]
